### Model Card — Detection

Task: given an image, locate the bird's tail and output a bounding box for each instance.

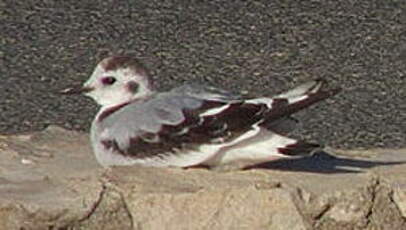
[265,79,341,122]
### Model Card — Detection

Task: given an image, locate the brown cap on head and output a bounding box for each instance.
[101,56,149,78]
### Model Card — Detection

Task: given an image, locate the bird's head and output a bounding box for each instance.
[62,56,154,107]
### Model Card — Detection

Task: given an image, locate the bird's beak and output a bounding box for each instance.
[60,86,94,95]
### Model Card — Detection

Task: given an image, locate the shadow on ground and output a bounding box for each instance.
[247,151,406,174]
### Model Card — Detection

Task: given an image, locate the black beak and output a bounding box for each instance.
[60,86,94,95]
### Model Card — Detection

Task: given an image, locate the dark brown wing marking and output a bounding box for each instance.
[101,100,268,159]
[263,88,341,123]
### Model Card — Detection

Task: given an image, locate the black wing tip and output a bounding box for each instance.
[315,87,341,103]
[264,85,341,122]
[278,141,321,156]
[314,78,342,96]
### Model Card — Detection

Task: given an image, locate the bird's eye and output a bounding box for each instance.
[101,76,116,85]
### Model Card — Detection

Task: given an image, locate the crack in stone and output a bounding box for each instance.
[119,190,134,229]
[78,183,107,222]
[384,182,406,226]
[364,177,380,227]
[389,188,405,220]
[313,203,332,222]
[312,176,381,229]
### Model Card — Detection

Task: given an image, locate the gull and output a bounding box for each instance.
[62,56,340,170]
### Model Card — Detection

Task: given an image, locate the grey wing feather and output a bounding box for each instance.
[170,83,241,102]
[100,91,205,150]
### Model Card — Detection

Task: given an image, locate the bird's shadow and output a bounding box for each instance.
[245,150,406,174]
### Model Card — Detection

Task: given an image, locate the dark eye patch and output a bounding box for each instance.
[126,81,139,93]
[101,76,116,85]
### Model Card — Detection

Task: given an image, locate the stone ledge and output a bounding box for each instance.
[0,126,405,230]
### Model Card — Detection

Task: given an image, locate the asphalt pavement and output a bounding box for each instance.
[1,0,405,149]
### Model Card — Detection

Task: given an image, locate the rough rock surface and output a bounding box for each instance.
[0,126,405,230]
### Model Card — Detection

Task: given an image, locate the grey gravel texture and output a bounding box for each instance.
[1,0,405,149]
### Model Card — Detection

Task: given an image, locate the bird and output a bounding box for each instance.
[62,56,340,170]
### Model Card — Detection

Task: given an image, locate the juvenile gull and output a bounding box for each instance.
[63,56,340,170]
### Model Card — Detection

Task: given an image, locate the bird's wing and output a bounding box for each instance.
[170,82,242,102]
[98,85,266,166]
[247,79,341,127]
[98,80,339,166]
